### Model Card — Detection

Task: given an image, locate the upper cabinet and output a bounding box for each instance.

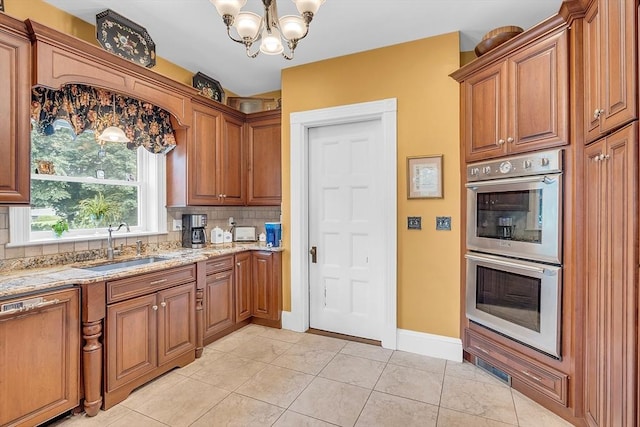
[453,25,569,162]
[246,110,282,206]
[583,0,637,144]
[0,15,31,205]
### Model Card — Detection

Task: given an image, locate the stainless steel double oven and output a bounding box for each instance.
[465,149,563,358]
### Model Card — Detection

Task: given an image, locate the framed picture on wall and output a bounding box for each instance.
[407,155,443,199]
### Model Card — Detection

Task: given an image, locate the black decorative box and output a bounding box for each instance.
[96,9,156,68]
[193,72,224,103]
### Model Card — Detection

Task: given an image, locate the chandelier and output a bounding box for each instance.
[210,0,325,60]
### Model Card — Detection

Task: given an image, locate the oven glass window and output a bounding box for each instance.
[476,266,541,332]
[476,189,543,243]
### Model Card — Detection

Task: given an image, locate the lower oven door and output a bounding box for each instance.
[465,252,562,358]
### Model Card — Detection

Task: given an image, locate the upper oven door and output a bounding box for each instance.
[466,173,562,264]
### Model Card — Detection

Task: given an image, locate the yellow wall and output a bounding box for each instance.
[281,33,462,338]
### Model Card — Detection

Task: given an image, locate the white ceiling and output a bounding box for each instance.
[43,0,563,96]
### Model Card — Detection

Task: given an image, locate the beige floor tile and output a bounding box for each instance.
[259,327,306,343]
[319,353,385,389]
[290,377,371,427]
[445,360,508,386]
[340,341,393,362]
[355,391,438,427]
[231,335,294,362]
[51,404,132,426]
[107,410,167,427]
[190,352,267,391]
[271,343,338,375]
[297,333,349,352]
[389,350,447,374]
[440,375,518,425]
[207,331,254,352]
[374,363,443,405]
[236,365,315,408]
[235,323,271,337]
[119,369,187,409]
[437,407,517,426]
[175,348,224,377]
[512,390,574,427]
[191,393,283,427]
[273,410,337,426]
[122,376,229,427]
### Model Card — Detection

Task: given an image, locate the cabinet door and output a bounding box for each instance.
[598,0,637,136]
[0,17,30,204]
[508,30,568,154]
[189,103,222,205]
[204,269,235,339]
[219,114,245,205]
[584,1,602,143]
[463,61,508,162]
[106,294,157,392]
[251,251,282,320]
[0,288,80,426]
[247,114,282,205]
[157,282,196,366]
[234,252,252,322]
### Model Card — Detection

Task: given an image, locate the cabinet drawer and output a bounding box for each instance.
[205,255,234,274]
[465,329,568,406]
[107,264,196,303]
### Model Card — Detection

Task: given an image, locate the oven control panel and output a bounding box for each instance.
[466,149,562,182]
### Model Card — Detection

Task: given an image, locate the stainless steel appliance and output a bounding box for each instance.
[466,149,563,264]
[182,214,207,249]
[465,149,564,357]
[465,252,562,357]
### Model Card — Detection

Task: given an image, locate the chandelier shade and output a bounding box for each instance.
[210,0,325,60]
[98,94,130,144]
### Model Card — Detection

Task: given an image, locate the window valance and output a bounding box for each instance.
[31,84,177,154]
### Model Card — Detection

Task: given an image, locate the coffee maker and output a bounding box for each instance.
[182,214,207,248]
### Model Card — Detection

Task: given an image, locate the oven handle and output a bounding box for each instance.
[465,253,557,275]
[465,174,560,189]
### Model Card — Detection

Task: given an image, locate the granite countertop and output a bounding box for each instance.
[0,243,283,300]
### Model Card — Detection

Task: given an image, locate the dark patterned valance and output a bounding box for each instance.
[31,84,177,154]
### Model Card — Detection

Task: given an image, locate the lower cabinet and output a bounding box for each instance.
[0,288,80,426]
[251,251,282,321]
[203,256,235,341]
[234,251,252,322]
[104,265,197,409]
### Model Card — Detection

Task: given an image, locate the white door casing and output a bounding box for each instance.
[308,120,384,339]
[288,98,397,349]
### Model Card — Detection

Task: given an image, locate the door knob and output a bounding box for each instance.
[309,246,317,263]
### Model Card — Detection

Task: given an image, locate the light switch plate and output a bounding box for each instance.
[436,216,451,230]
[172,219,182,231]
[408,216,421,230]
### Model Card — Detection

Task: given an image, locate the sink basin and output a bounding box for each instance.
[80,257,171,272]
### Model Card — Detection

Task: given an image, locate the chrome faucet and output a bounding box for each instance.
[106,223,130,260]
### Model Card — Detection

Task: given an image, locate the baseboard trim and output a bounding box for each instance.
[281,310,304,332]
[396,328,463,362]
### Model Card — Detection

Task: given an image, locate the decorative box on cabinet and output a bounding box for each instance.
[0,14,31,204]
[583,0,637,144]
[0,288,80,426]
[104,265,197,409]
[583,123,637,427]
[452,27,569,162]
[246,110,282,206]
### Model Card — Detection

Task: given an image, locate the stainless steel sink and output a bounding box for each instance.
[80,257,171,272]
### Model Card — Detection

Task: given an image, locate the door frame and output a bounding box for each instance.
[288,98,398,349]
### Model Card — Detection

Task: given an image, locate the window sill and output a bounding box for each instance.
[6,231,169,248]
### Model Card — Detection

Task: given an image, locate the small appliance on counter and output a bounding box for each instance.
[233,226,257,242]
[211,226,224,244]
[182,214,207,249]
[265,222,281,247]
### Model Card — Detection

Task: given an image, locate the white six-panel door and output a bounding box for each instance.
[308,119,384,340]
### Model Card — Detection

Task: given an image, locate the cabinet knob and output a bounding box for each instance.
[152,305,158,311]
[237,262,241,266]
[497,139,505,145]
[593,108,604,119]
[506,137,514,143]
[160,302,167,308]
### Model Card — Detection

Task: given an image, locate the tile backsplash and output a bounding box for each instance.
[0,206,280,272]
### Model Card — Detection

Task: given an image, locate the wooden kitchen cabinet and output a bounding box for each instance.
[0,14,31,204]
[251,251,282,321]
[583,123,637,427]
[104,265,196,409]
[234,251,252,322]
[203,256,235,342]
[583,0,637,144]
[455,28,569,162]
[246,110,282,205]
[0,288,80,426]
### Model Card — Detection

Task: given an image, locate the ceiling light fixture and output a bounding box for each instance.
[210,0,324,60]
[98,94,130,144]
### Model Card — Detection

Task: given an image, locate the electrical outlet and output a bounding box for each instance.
[172,219,182,231]
[228,216,235,226]
[436,216,452,231]
[407,216,421,230]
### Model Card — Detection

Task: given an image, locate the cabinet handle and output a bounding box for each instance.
[497,139,505,145]
[149,279,167,286]
[522,370,543,383]
[160,302,167,308]
[506,137,514,143]
[152,305,158,311]
[0,298,60,318]
[475,346,490,355]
